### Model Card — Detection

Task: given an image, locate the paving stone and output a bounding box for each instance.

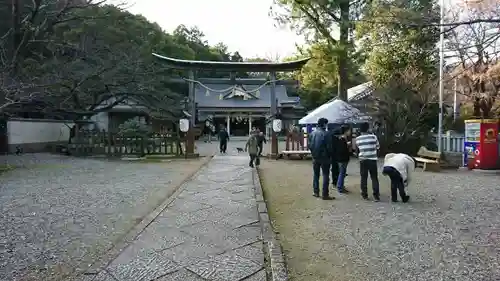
[234,241,265,265]
[187,251,263,281]
[156,268,205,281]
[167,199,213,213]
[242,269,266,281]
[92,271,116,281]
[107,247,181,281]
[161,239,226,266]
[134,225,190,252]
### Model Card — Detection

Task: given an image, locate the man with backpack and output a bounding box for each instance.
[308,118,335,200]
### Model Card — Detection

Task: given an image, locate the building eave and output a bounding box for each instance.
[152,53,310,72]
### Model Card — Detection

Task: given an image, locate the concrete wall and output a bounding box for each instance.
[7,118,74,153]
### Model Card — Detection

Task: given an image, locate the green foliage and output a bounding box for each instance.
[284,42,365,110]
[356,0,440,86]
[118,119,152,137]
[1,2,237,119]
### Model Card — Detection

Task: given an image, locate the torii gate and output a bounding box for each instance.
[152,53,310,158]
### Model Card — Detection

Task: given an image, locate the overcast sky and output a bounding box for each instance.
[120,0,305,60]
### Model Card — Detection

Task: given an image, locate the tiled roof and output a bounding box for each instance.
[195,84,299,108]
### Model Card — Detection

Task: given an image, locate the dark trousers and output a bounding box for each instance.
[249,154,260,167]
[382,166,407,201]
[219,140,227,153]
[331,160,339,186]
[258,144,263,155]
[359,159,380,198]
[313,160,330,197]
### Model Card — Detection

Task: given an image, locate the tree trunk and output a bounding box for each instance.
[337,0,349,101]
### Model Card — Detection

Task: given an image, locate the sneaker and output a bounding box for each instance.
[322,195,335,200]
[374,196,380,202]
[313,193,320,198]
[402,195,410,203]
[362,196,369,200]
[338,188,350,194]
[392,199,398,203]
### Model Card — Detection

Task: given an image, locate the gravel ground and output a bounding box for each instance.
[259,159,500,281]
[0,153,206,281]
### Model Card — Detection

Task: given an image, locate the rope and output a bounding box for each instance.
[182,78,283,95]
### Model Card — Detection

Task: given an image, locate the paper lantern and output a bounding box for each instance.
[255,90,260,97]
[205,89,210,96]
[179,119,190,132]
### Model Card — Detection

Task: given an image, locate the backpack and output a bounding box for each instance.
[310,130,327,159]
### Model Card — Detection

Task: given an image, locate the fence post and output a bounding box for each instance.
[445,131,451,152]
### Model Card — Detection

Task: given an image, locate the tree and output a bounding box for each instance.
[446,0,500,118]
[0,0,105,114]
[271,0,351,100]
[355,0,441,153]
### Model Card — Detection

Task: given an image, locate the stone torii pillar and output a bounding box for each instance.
[270,71,278,158]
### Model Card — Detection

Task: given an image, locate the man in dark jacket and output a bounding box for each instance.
[307,118,334,200]
[218,127,229,153]
[335,126,351,193]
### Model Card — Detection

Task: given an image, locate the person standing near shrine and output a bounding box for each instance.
[353,123,380,201]
[218,126,229,154]
[308,118,334,200]
[245,130,260,167]
[335,126,352,193]
[257,131,266,156]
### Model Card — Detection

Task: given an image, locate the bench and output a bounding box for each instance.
[414,146,441,172]
[279,150,311,160]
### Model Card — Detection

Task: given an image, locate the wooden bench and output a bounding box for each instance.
[414,146,442,172]
[279,150,311,160]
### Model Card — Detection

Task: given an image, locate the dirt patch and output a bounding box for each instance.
[259,159,500,281]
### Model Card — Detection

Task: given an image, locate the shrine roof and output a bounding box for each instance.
[152,53,310,71]
[195,84,301,109]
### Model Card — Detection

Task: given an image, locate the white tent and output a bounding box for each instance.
[298,99,371,125]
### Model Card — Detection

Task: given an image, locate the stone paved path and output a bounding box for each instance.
[84,155,266,281]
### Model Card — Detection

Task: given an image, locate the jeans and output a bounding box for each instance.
[382,166,407,201]
[331,161,339,187]
[219,140,227,153]
[359,159,380,198]
[249,154,260,167]
[337,162,348,190]
[313,160,330,197]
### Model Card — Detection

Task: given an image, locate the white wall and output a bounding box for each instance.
[7,119,74,145]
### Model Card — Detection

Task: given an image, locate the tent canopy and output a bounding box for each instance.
[298,99,371,125]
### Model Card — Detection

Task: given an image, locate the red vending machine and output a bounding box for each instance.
[464,119,499,170]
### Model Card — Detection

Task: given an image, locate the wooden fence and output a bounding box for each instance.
[69,130,183,157]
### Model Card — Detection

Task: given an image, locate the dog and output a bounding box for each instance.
[236,147,244,153]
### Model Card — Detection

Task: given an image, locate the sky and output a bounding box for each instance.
[121,0,305,60]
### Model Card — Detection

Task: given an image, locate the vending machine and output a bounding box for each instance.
[464,119,499,169]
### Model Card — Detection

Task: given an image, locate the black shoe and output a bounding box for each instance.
[374,196,380,202]
[313,193,320,198]
[392,199,398,203]
[338,188,349,194]
[402,195,410,203]
[362,195,369,200]
[322,195,335,200]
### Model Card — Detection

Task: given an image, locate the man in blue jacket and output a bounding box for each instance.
[308,118,334,200]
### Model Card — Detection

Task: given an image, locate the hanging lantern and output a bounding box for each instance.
[255,89,260,97]
[219,93,223,100]
[243,95,248,101]
[205,89,210,96]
